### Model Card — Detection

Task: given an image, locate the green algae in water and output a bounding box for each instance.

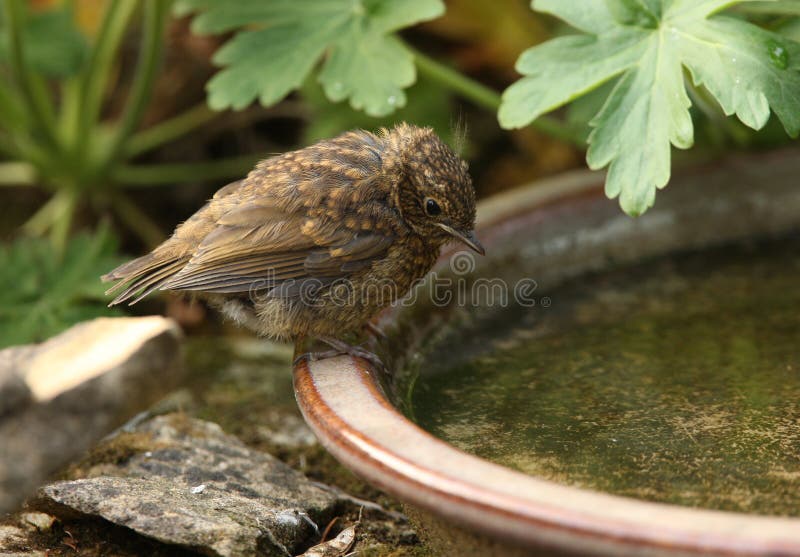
[411,238,800,516]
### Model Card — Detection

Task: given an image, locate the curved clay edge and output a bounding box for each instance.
[294,356,800,557]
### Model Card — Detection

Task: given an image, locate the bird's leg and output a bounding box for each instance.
[293,336,314,367]
[293,349,344,367]
[363,321,387,341]
[293,336,332,367]
[311,335,386,373]
[292,335,387,372]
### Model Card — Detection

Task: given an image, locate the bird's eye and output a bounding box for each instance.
[425,198,442,217]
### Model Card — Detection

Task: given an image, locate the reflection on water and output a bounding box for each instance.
[411,237,800,515]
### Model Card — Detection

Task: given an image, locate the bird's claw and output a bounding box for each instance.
[293,350,342,367]
[298,336,388,375]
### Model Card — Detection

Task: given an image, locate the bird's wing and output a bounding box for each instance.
[103,129,393,305]
[157,199,395,296]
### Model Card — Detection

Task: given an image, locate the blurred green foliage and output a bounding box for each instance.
[0,226,124,348]
[0,1,256,252]
[0,7,88,77]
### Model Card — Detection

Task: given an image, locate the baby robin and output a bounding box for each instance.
[103,123,483,366]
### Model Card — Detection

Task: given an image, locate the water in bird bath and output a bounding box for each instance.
[409,235,800,516]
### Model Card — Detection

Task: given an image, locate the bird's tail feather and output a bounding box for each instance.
[102,254,189,306]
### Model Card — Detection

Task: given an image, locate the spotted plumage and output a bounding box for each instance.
[103,123,482,355]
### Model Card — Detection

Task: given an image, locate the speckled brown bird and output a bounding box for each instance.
[103,123,483,364]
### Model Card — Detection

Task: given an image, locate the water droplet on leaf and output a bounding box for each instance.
[731,57,737,63]
[767,39,789,69]
[332,82,344,93]
[387,95,397,106]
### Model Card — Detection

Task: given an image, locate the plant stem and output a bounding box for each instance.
[58,77,83,148]
[0,133,19,158]
[411,46,501,112]
[113,155,263,186]
[22,192,68,235]
[50,190,77,256]
[21,189,74,240]
[2,0,60,149]
[0,161,35,185]
[0,80,27,134]
[22,197,57,235]
[73,0,137,158]
[409,44,585,147]
[102,0,170,171]
[9,134,52,175]
[109,192,164,247]
[125,102,220,157]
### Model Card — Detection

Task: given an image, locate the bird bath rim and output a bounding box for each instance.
[293,151,800,556]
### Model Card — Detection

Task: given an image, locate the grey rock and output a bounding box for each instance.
[0,347,35,417]
[0,522,47,556]
[255,413,318,451]
[0,525,27,549]
[32,416,338,557]
[0,317,184,514]
[0,513,53,557]
[17,512,55,533]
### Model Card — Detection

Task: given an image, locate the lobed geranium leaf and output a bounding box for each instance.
[175,0,444,116]
[498,29,648,129]
[500,0,800,216]
[586,38,693,215]
[677,15,800,134]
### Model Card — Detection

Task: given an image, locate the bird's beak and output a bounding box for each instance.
[436,223,486,255]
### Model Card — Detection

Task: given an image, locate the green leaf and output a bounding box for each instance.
[0,227,125,348]
[175,0,445,116]
[605,0,662,28]
[498,29,648,128]
[319,31,414,115]
[500,0,800,215]
[533,0,617,34]
[566,79,619,144]
[678,16,800,133]
[586,40,693,215]
[0,8,88,78]
[302,74,456,145]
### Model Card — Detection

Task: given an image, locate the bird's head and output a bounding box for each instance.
[383,124,483,255]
